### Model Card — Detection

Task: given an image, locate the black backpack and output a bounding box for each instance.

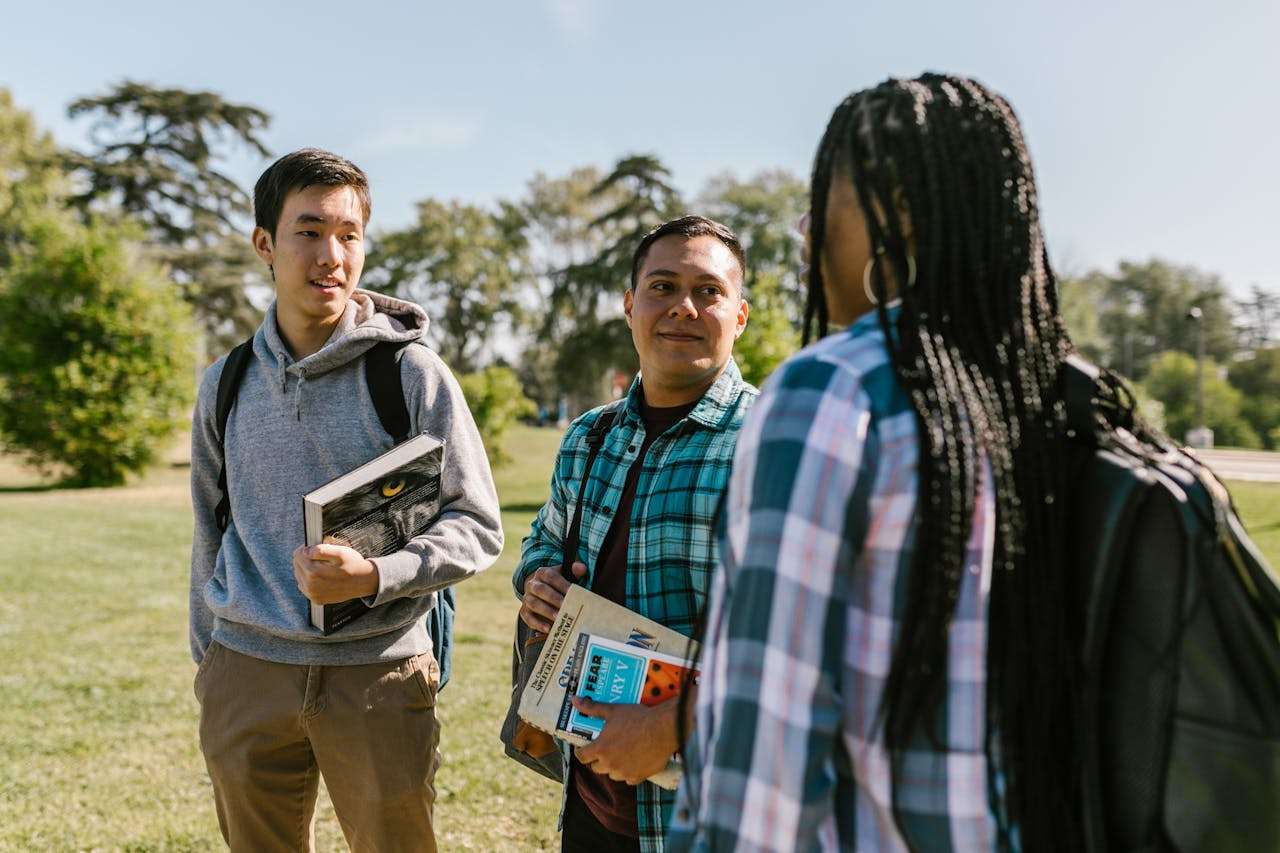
[213,337,455,690]
[1064,355,1280,851]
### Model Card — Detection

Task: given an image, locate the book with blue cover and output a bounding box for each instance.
[515,585,698,789]
[557,633,695,740]
[552,632,697,788]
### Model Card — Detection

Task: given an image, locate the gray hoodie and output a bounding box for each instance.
[189,290,503,665]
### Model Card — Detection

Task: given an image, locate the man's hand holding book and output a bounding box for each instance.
[520,561,589,634]
[572,693,688,785]
[292,542,380,605]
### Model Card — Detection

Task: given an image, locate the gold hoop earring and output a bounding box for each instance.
[863,256,880,306]
[863,253,918,306]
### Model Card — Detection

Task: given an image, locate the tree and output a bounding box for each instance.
[1094,260,1237,379]
[699,169,808,321]
[586,154,683,269]
[0,217,195,485]
[545,155,683,401]
[512,167,614,409]
[64,81,272,351]
[1228,347,1280,449]
[458,366,536,466]
[732,270,800,386]
[1235,285,1280,351]
[365,199,526,373]
[1056,273,1108,366]
[0,88,67,267]
[699,169,808,385]
[1140,351,1259,448]
[518,162,808,399]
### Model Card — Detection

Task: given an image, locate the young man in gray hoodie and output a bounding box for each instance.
[189,148,503,852]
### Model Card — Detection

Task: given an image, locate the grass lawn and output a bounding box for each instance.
[1227,480,1280,572]
[0,426,563,852]
[1,426,1277,851]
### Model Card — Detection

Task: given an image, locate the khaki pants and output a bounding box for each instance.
[195,642,441,853]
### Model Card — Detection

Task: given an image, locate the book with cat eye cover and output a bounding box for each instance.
[302,432,444,635]
[517,584,698,789]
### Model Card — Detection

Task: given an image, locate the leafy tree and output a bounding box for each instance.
[1228,347,1280,449]
[458,366,536,466]
[365,199,527,373]
[0,88,67,267]
[1235,285,1280,350]
[1128,382,1168,435]
[0,217,195,486]
[1140,350,1259,448]
[63,81,272,351]
[513,167,614,409]
[587,154,683,267]
[699,169,808,385]
[733,271,799,386]
[699,169,808,321]
[519,162,808,400]
[1056,273,1108,367]
[1094,260,1236,379]
[546,155,682,399]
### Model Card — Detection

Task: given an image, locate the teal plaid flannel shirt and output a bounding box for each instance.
[515,360,758,853]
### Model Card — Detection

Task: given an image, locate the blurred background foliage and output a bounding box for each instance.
[0,82,1277,486]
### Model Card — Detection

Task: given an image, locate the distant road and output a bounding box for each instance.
[1195,449,1280,484]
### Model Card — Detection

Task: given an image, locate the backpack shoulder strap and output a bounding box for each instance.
[364,341,413,445]
[213,338,255,533]
[364,340,458,688]
[215,339,255,444]
[560,400,624,579]
[585,399,624,447]
[1062,352,1102,440]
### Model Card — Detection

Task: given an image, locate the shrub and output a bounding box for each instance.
[1228,348,1280,450]
[1140,350,1260,448]
[0,217,195,486]
[458,365,536,467]
[734,270,800,388]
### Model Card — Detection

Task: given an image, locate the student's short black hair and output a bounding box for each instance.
[253,148,371,238]
[629,215,747,292]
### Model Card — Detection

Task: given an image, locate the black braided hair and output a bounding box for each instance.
[807,74,1081,850]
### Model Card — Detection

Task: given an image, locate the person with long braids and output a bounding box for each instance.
[667,73,1083,851]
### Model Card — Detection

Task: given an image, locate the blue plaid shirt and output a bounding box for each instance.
[667,311,1000,852]
[515,360,758,852]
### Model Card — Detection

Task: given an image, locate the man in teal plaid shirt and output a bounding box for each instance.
[514,215,758,853]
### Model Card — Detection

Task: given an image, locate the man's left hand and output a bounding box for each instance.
[292,543,379,604]
[573,696,681,785]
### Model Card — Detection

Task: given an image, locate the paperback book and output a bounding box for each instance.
[303,432,444,634]
[517,584,698,789]
[558,632,696,735]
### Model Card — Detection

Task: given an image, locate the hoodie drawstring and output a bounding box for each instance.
[294,370,306,421]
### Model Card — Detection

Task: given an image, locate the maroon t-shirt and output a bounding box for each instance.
[572,393,697,838]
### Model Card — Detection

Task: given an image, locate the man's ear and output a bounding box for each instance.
[735,298,750,338]
[252,226,275,266]
[623,287,634,328]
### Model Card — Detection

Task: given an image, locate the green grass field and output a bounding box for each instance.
[0,427,564,852]
[0,427,1277,851]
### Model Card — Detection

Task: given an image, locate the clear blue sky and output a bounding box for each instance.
[6,0,1277,294]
